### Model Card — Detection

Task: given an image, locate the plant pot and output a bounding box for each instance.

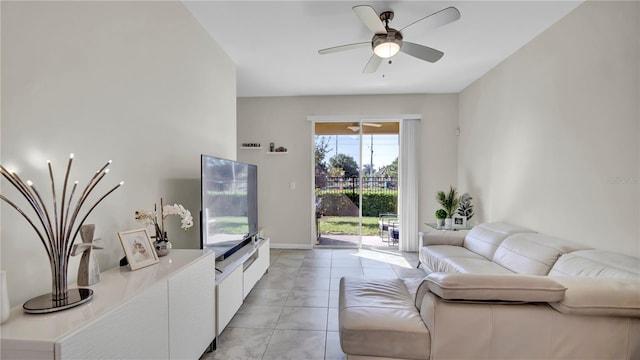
[154,240,172,257]
[444,218,453,230]
[436,219,445,228]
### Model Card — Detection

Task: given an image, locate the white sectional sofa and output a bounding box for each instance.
[339,222,640,359]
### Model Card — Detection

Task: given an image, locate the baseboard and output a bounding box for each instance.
[270,243,314,250]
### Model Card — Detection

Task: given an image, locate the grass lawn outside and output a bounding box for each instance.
[318,216,382,236]
[212,216,249,234]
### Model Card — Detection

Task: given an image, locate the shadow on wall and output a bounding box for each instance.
[159,178,201,249]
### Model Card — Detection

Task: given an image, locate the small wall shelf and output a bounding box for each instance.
[265,151,288,155]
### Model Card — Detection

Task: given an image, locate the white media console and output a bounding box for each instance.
[1,250,216,360]
[0,240,270,359]
[214,237,270,335]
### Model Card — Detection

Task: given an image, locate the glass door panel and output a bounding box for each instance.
[361,123,399,249]
[315,122,361,247]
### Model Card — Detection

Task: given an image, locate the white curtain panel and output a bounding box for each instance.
[399,118,420,252]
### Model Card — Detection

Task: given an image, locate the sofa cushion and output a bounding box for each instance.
[419,245,486,273]
[422,230,466,246]
[549,277,640,317]
[422,272,567,303]
[463,222,534,260]
[549,249,640,280]
[441,257,515,275]
[492,233,590,275]
[339,277,430,360]
[402,277,424,301]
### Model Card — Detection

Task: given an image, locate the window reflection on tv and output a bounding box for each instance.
[201,155,258,260]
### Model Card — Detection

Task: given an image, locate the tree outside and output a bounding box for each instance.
[329,153,359,178]
[315,136,332,173]
[382,157,398,178]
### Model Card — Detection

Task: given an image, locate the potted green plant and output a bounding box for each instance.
[436,186,460,230]
[457,193,474,222]
[435,209,446,228]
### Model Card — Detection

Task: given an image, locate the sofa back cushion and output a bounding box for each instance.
[492,233,590,275]
[549,249,640,280]
[463,222,534,260]
[548,277,640,317]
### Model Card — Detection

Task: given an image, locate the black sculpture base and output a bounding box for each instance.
[23,288,93,314]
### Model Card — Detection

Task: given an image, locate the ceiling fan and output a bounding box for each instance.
[318,5,461,73]
[347,122,382,132]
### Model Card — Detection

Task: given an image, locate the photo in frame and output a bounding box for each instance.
[452,214,467,230]
[118,228,159,270]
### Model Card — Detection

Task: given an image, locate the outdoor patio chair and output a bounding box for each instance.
[388,222,399,245]
[378,213,398,241]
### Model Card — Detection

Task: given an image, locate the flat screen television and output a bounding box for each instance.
[200,154,258,260]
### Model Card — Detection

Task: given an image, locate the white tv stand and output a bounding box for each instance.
[214,237,270,336]
[1,250,215,360]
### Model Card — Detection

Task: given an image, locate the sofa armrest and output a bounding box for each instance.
[420,272,567,303]
[549,277,640,317]
[421,231,466,247]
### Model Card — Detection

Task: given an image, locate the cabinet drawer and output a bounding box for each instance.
[57,282,168,359]
[168,253,216,359]
[216,265,243,335]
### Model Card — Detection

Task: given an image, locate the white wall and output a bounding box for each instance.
[1,1,236,306]
[458,1,639,256]
[237,94,459,248]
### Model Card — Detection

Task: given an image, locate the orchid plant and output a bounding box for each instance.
[135,198,193,242]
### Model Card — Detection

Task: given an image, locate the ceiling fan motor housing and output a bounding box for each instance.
[379,10,394,23]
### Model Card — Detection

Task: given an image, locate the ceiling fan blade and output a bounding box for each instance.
[353,5,387,34]
[318,42,370,55]
[401,42,444,63]
[363,122,382,127]
[363,54,383,73]
[318,41,371,55]
[400,6,461,33]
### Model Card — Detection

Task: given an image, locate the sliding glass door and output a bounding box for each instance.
[313,121,399,248]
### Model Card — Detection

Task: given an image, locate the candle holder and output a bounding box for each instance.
[0,154,123,313]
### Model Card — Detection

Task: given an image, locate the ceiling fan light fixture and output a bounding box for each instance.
[373,41,400,58]
[372,30,403,59]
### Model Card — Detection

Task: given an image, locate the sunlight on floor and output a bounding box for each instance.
[350,248,415,269]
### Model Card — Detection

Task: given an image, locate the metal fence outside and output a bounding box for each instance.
[316,176,398,194]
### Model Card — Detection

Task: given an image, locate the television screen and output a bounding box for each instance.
[201,155,258,260]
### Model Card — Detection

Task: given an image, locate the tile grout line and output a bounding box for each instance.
[261,252,283,360]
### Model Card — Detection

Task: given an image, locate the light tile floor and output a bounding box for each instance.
[202,247,425,360]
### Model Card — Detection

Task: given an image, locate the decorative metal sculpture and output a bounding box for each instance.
[71,224,103,286]
[0,154,123,313]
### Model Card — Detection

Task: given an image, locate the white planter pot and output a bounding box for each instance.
[444,218,453,230]
[436,219,445,228]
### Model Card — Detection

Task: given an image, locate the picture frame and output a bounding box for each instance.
[452,214,467,230]
[118,228,159,271]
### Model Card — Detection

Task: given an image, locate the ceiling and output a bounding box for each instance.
[183,1,582,97]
